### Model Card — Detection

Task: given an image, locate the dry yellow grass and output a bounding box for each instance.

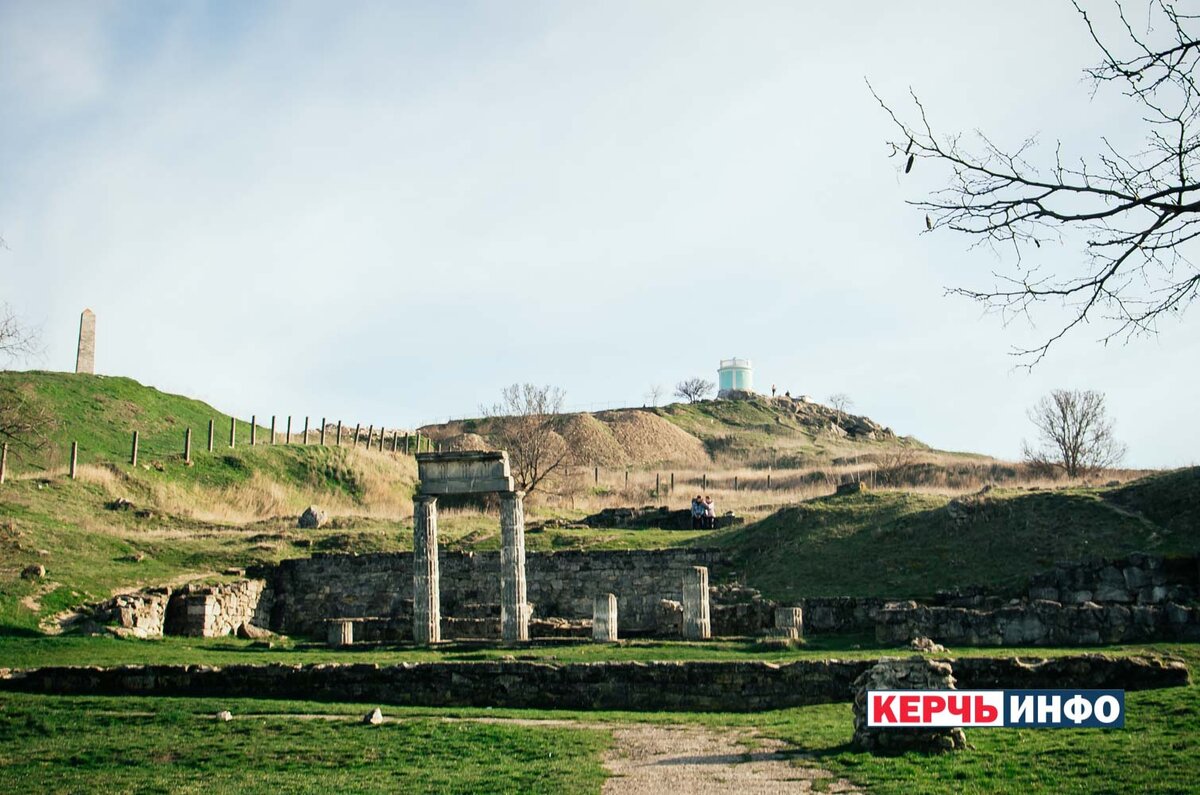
[594,410,709,467]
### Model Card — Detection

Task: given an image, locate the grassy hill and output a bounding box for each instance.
[422,392,948,471]
[0,371,1192,639]
[0,371,423,632]
[717,468,1200,601]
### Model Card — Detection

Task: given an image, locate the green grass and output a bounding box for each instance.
[718,478,1200,601]
[1,632,1195,668]
[1,666,1196,794]
[0,692,610,794]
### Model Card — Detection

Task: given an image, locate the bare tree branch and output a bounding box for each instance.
[873,1,1200,364]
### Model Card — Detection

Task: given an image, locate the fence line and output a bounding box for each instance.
[0,414,440,484]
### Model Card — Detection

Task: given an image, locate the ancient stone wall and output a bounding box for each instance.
[265,549,727,637]
[876,600,1200,646]
[800,597,888,633]
[168,580,273,638]
[2,654,1184,712]
[1026,553,1198,605]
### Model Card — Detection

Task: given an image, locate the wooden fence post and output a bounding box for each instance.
[286,416,292,445]
[734,476,739,492]
[353,424,361,446]
[251,415,257,446]
[320,418,327,446]
[594,467,599,485]
[70,441,78,479]
[378,426,384,452]
[670,472,675,492]
[270,416,277,445]
[336,421,342,446]
[702,473,707,490]
[183,430,191,464]
[130,431,139,467]
[0,442,7,484]
[366,425,374,449]
[767,472,772,490]
[303,417,310,445]
[625,470,629,488]
[207,419,215,452]
[655,472,660,493]
[391,432,398,452]
[404,433,410,454]
[229,416,236,449]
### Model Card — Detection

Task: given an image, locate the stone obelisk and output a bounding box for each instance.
[75,309,96,374]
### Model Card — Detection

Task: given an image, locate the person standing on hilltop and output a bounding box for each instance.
[703,495,716,529]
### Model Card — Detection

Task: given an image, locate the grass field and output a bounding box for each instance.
[1,670,1196,794]
[1,633,1197,668]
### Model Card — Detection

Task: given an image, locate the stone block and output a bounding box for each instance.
[417,451,514,495]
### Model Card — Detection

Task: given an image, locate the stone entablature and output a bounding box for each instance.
[416,451,514,495]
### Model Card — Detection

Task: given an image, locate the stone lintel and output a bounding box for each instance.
[417,451,515,495]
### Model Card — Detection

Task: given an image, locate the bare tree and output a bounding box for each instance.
[828,392,854,420]
[875,445,921,487]
[480,383,575,495]
[1023,389,1126,478]
[645,384,665,407]
[674,378,714,403]
[0,303,50,458]
[874,1,1200,363]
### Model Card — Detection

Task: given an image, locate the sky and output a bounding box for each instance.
[1,1,1196,468]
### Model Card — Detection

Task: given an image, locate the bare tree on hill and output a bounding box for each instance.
[1023,389,1126,478]
[828,393,854,420]
[674,378,714,403]
[0,303,51,459]
[481,383,576,496]
[875,1,1200,364]
[646,384,665,407]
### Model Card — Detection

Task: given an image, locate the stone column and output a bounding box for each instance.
[412,495,441,645]
[593,593,618,642]
[774,607,804,639]
[682,566,711,640]
[75,309,96,375]
[327,619,354,647]
[499,491,530,642]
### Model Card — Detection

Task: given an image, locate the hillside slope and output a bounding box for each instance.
[421,392,929,470]
[0,371,420,632]
[717,468,1200,601]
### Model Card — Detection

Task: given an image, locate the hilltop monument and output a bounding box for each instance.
[75,309,96,375]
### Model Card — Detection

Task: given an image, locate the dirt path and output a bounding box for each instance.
[598,723,859,794]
